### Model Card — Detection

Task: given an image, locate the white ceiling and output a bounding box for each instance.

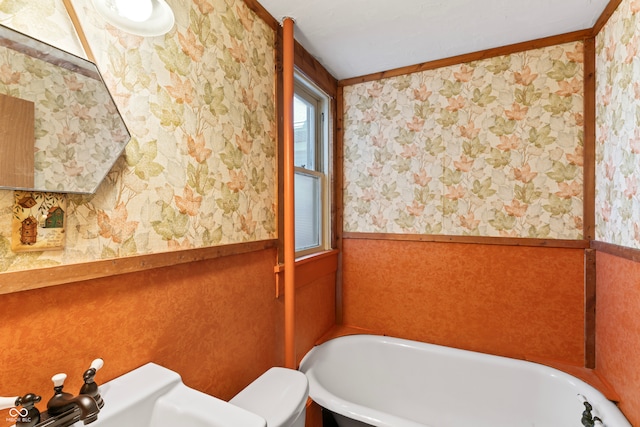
[257,0,611,80]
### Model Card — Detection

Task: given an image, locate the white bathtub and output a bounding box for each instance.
[299,334,631,427]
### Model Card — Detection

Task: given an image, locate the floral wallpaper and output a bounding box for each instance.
[595,0,640,250]
[0,0,276,272]
[343,42,584,239]
[0,1,84,55]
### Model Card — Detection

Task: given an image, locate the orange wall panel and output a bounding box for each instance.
[0,248,282,414]
[342,238,585,364]
[596,252,640,426]
[295,272,336,365]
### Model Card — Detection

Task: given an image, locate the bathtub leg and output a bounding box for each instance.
[322,408,339,427]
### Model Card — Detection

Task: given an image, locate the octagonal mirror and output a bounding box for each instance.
[0,23,130,194]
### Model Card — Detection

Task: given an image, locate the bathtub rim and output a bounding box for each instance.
[299,333,631,427]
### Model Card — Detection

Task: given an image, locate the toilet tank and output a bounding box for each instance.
[229,367,308,427]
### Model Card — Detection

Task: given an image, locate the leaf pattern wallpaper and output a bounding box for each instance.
[0,0,276,272]
[595,0,640,250]
[343,42,585,239]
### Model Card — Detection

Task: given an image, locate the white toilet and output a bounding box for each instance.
[229,367,309,427]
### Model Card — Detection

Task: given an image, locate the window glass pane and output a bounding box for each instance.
[295,171,321,252]
[294,94,315,170]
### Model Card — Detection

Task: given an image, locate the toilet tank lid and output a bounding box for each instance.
[229,367,309,426]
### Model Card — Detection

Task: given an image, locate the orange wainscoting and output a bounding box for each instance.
[596,252,640,426]
[295,271,336,366]
[342,238,585,365]
[0,248,284,417]
[293,251,338,366]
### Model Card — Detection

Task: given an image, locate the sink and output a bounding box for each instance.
[72,363,266,427]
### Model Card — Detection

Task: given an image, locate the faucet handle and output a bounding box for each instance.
[0,396,19,410]
[52,373,67,390]
[15,393,41,408]
[81,359,104,409]
[82,358,103,384]
[91,359,104,370]
[4,393,41,426]
[89,358,104,373]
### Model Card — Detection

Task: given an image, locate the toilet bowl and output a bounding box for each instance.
[229,367,308,427]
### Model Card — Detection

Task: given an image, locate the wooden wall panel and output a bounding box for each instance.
[295,271,336,365]
[0,249,282,411]
[342,238,585,364]
[595,251,640,426]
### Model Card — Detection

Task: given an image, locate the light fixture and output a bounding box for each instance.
[114,0,153,22]
[91,0,175,37]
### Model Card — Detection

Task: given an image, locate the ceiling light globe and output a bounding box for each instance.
[114,0,153,22]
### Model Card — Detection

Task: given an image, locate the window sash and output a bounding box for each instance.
[294,168,326,255]
[293,93,317,170]
[294,82,323,172]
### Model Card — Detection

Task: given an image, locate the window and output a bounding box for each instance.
[294,74,330,256]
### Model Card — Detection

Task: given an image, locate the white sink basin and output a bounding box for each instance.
[73,363,266,427]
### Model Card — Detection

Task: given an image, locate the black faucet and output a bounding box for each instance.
[8,359,104,427]
[44,373,100,425]
[13,393,41,427]
[79,359,104,409]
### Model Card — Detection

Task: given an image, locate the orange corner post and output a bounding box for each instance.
[282,16,296,369]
